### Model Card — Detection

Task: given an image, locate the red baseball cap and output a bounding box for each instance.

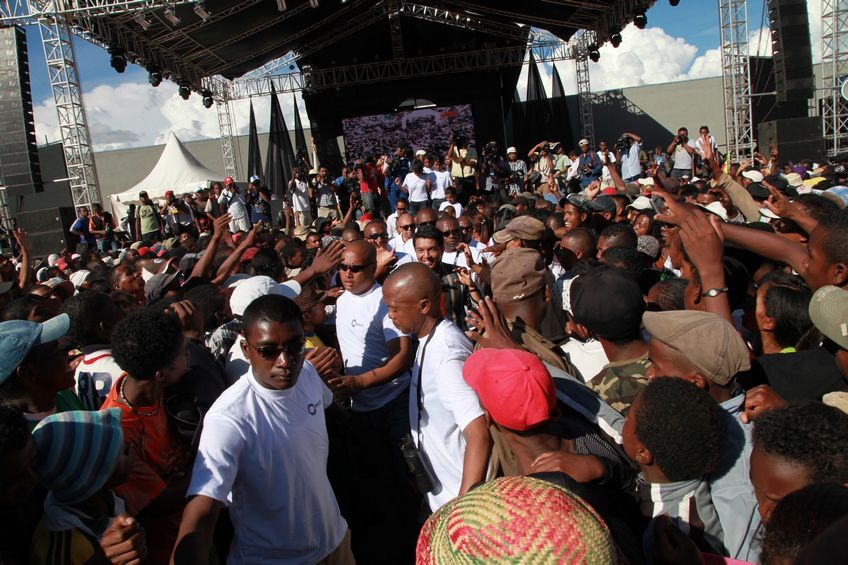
[136,246,150,257]
[165,190,174,198]
[241,246,260,262]
[224,176,234,185]
[601,187,617,196]
[462,348,557,431]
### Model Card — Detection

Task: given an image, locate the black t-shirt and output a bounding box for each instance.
[745,348,848,402]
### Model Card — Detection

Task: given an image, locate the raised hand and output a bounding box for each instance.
[100,513,147,565]
[311,240,344,275]
[465,296,519,350]
[741,384,786,424]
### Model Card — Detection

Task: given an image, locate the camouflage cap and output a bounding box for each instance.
[643,310,750,386]
[491,248,546,303]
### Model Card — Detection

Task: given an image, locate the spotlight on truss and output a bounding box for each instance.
[108,46,127,73]
[178,81,191,100]
[276,0,286,10]
[164,8,181,25]
[193,2,210,21]
[588,45,600,62]
[147,65,162,87]
[634,12,647,29]
[133,12,150,30]
[201,90,214,108]
[610,32,622,48]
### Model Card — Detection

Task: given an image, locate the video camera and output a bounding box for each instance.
[615,134,631,151]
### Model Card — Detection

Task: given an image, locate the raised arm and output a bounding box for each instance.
[190,214,231,282]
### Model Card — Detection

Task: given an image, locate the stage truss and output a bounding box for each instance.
[821,0,848,157]
[719,0,755,163]
[0,0,654,197]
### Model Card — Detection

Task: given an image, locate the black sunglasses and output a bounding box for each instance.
[338,262,374,273]
[441,229,462,237]
[398,224,415,231]
[416,220,436,228]
[245,340,305,361]
[367,232,389,240]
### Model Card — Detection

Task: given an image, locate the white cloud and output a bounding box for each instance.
[34,80,310,152]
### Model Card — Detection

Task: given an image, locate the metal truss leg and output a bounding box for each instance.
[719,0,755,162]
[821,0,848,157]
[574,30,595,143]
[215,86,240,180]
[37,12,102,211]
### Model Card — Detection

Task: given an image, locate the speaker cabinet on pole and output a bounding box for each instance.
[0,26,43,216]
[767,0,815,106]
[15,207,77,257]
[758,117,824,164]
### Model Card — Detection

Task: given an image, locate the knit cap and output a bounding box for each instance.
[32,408,124,505]
[416,476,617,563]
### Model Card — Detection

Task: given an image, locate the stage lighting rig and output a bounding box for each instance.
[610,32,622,48]
[193,2,210,21]
[147,65,162,87]
[134,12,150,30]
[589,45,600,63]
[201,90,214,108]
[108,46,127,73]
[164,8,181,25]
[178,81,191,100]
[634,12,647,29]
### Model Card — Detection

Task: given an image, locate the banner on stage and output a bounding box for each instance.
[342,104,475,160]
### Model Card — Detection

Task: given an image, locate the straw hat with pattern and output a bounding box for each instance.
[416,476,617,563]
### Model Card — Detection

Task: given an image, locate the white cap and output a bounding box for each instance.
[69,270,90,295]
[783,172,804,187]
[690,176,702,182]
[636,177,655,186]
[741,170,764,183]
[229,276,301,317]
[578,139,589,146]
[506,147,518,154]
[550,141,561,150]
[415,149,427,157]
[71,253,81,260]
[700,201,728,221]
[627,195,654,211]
[47,253,59,267]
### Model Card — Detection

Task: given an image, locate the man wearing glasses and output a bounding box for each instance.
[174,294,352,563]
[364,220,405,279]
[389,212,416,256]
[386,198,409,239]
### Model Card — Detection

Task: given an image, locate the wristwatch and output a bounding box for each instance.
[701,287,729,298]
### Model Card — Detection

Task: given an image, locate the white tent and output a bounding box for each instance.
[109,132,224,218]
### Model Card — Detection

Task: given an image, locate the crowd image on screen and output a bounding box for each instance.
[2,114,848,565]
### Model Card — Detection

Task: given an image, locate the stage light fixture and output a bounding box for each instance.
[178,81,191,100]
[276,0,286,10]
[669,0,680,5]
[147,65,162,87]
[164,8,181,25]
[134,12,150,30]
[589,45,600,62]
[610,32,622,48]
[308,0,319,7]
[108,46,127,73]
[201,89,214,108]
[193,3,210,21]
[634,12,647,29]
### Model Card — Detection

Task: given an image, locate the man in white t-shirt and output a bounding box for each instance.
[383,263,491,511]
[617,132,643,182]
[667,127,697,179]
[386,198,409,240]
[430,157,452,211]
[437,215,480,270]
[329,241,413,443]
[173,294,351,564]
[389,212,416,256]
[288,168,313,227]
[597,140,617,189]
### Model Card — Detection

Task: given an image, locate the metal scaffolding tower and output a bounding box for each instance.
[821,0,848,157]
[574,30,596,143]
[37,7,102,211]
[205,77,241,180]
[719,0,755,162]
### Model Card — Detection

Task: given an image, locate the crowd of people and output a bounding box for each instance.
[1,123,847,565]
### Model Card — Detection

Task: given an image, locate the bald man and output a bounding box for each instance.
[414,206,438,229]
[383,263,491,511]
[559,227,596,272]
[330,240,413,444]
[389,213,415,256]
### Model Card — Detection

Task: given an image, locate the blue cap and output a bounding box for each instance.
[249,175,260,184]
[0,314,70,384]
[827,186,848,206]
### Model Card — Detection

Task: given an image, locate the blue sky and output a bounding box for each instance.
[24,0,794,150]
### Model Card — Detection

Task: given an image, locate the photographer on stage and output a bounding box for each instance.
[505,146,528,196]
[577,138,603,189]
[667,126,697,179]
[445,133,477,203]
[478,140,508,202]
[615,131,643,183]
